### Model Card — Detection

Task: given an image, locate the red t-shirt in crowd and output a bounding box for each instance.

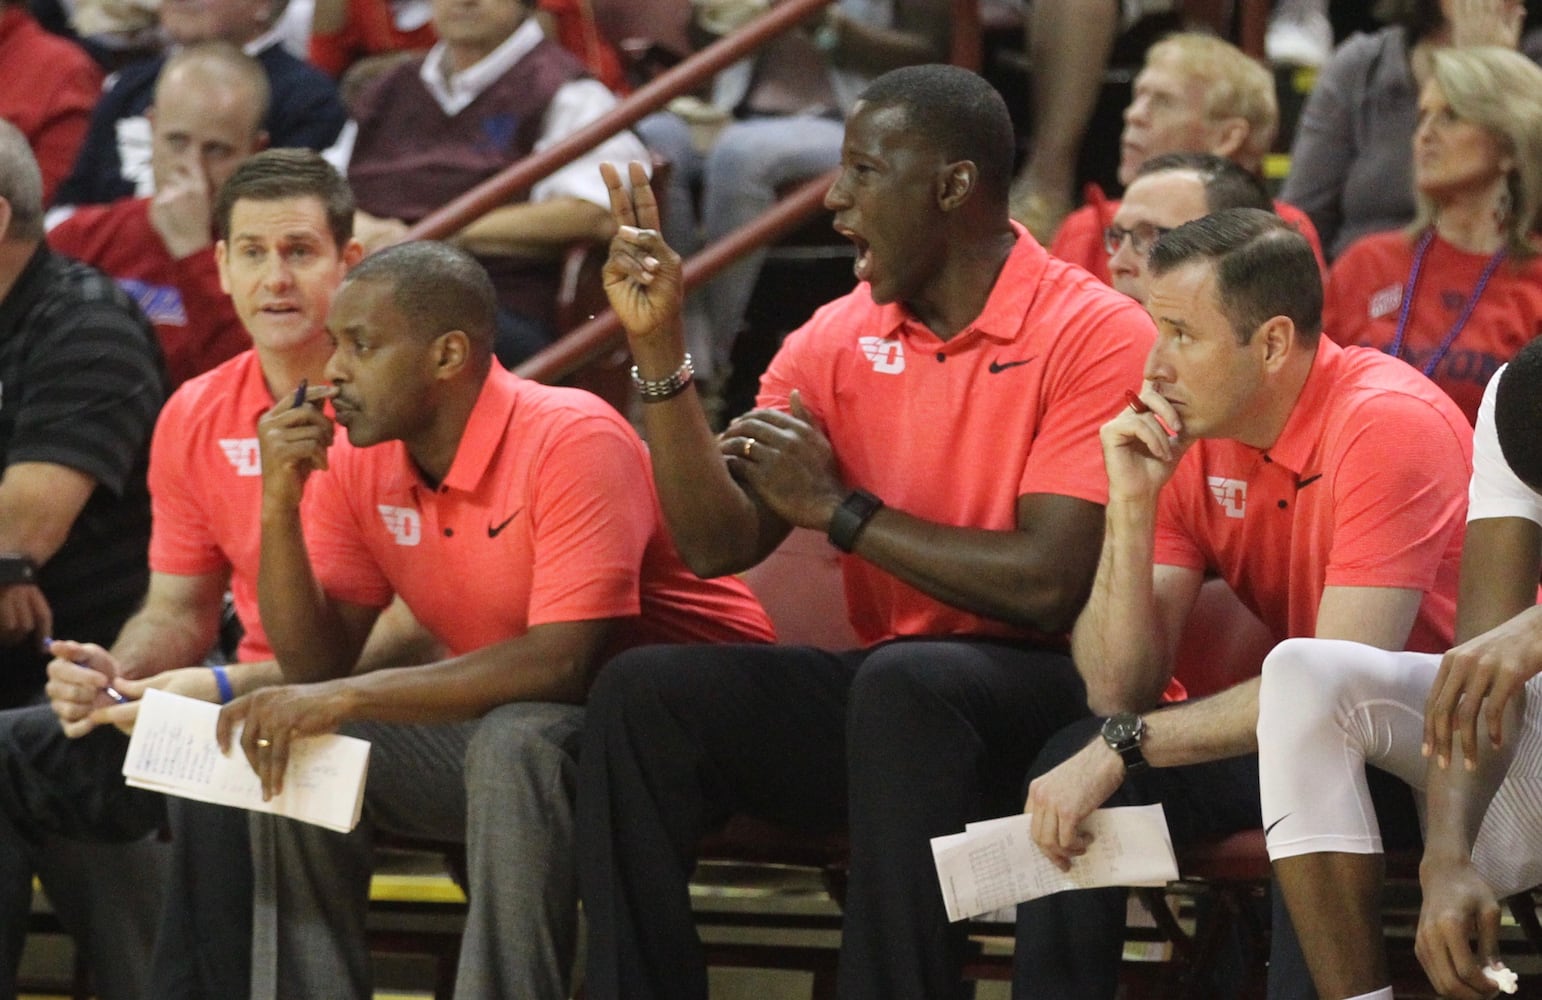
[1324,229,1542,424]
[0,6,101,204]
[50,197,248,389]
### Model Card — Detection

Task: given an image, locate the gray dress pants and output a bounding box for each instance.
[249,701,585,1000]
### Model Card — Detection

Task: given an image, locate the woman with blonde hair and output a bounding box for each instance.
[1323,45,1542,423]
[1282,0,1528,259]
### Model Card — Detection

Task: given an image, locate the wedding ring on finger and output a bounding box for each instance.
[256,738,272,749]
[743,438,754,459]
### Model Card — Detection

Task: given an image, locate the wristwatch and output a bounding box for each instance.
[1101,712,1148,773]
[827,489,883,553]
[0,554,37,587]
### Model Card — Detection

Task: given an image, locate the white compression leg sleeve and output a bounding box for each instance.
[1257,637,1439,862]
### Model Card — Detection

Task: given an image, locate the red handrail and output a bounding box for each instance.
[405,0,982,386]
[404,0,833,243]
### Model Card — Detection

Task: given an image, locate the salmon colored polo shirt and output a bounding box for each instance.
[759,226,1156,648]
[307,363,774,655]
[150,351,328,664]
[1154,338,1470,654]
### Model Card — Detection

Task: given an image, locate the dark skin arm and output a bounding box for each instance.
[216,617,616,799]
[1424,516,1542,766]
[1416,516,1540,998]
[603,160,1103,629]
[254,381,381,682]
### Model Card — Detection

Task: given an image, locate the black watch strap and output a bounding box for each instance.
[0,554,37,587]
[827,489,884,553]
[1101,712,1149,773]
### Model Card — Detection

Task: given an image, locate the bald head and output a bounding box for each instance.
[150,42,270,198]
[0,120,44,243]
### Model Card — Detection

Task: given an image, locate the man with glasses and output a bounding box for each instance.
[1048,33,1324,283]
[1104,152,1275,304]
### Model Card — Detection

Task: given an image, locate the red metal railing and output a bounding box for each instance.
[404,0,982,385]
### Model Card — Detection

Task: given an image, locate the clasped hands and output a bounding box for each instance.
[720,390,846,533]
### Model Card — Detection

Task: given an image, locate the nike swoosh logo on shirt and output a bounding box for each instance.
[1294,474,1323,491]
[487,509,523,538]
[988,356,1038,374]
[1264,813,1291,838]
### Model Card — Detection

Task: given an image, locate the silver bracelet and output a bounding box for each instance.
[631,354,694,403]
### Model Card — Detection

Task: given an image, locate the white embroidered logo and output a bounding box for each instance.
[219,438,261,476]
[1368,283,1403,320]
[859,336,905,374]
[378,505,422,546]
[1206,476,1248,519]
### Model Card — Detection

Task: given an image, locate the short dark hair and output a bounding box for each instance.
[1148,208,1322,345]
[857,64,1014,202]
[215,148,354,248]
[1495,338,1542,493]
[1134,152,1274,215]
[343,241,496,360]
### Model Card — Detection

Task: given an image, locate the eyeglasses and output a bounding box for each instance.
[1103,223,1173,257]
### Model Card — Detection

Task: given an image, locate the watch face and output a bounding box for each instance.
[1103,714,1142,746]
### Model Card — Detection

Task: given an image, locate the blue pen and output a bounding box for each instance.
[43,637,128,704]
[293,378,309,408]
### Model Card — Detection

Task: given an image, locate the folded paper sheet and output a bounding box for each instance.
[122,688,370,833]
[931,804,1178,922]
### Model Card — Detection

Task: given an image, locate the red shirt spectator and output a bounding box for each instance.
[0,3,103,203]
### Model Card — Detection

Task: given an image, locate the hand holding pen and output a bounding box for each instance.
[44,639,134,738]
[1099,385,1188,503]
[256,378,336,510]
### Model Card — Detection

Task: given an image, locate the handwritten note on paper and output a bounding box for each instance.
[931,804,1178,922]
[121,688,371,833]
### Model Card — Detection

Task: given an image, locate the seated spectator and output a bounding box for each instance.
[1281,0,1527,260]
[580,65,1157,999]
[1105,151,1274,303]
[1049,33,1326,285]
[0,0,103,203]
[52,0,346,207]
[48,42,267,389]
[1257,340,1542,1000]
[1013,210,1470,999]
[229,240,773,1000]
[634,0,949,386]
[309,0,435,77]
[1324,45,1542,425]
[1008,0,1174,241]
[533,0,627,93]
[335,0,647,363]
[0,119,166,1000]
[310,0,622,90]
[33,0,163,71]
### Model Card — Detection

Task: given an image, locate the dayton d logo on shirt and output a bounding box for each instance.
[1206,476,1247,519]
[378,505,422,545]
[859,336,904,374]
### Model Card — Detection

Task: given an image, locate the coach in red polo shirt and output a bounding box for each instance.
[1014,208,1472,998]
[231,239,772,1000]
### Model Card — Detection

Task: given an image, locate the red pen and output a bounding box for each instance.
[1124,389,1178,438]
